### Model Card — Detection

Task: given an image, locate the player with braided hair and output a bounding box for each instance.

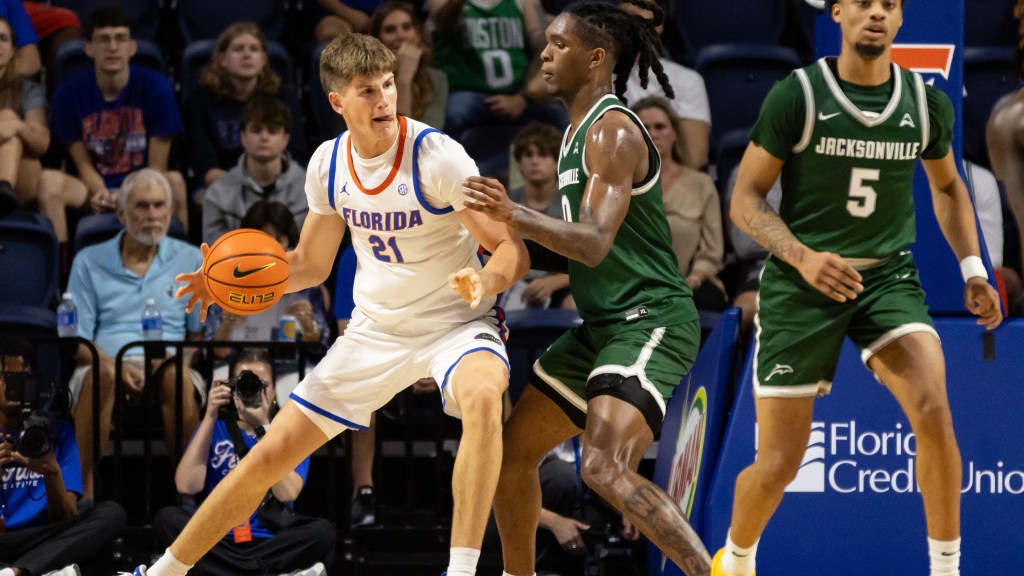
[620,0,712,169]
[464,2,712,575]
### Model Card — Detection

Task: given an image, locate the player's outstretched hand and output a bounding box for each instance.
[449,267,485,309]
[964,277,1002,330]
[462,176,516,222]
[175,243,213,322]
[796,250,864,303]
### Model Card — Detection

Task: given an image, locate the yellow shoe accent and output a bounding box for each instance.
[711,547,755,576]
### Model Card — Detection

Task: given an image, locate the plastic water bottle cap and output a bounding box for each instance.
[145,298,156,306]
[62,292,73,301]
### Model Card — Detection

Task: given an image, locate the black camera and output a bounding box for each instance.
[3,371,55,459]
[582,523,644,576]
[218,369,267,420]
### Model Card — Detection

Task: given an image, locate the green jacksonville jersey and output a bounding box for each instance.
[558,94,696,331]
[750,58,954,259]
[432,0,529,94]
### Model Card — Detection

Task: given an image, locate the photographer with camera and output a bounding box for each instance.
[153,349,335,576]
[0,341,126,576]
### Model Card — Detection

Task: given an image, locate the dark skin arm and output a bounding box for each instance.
[0,435,78,522]
[987,94,1024,274]
[463,111,643,267]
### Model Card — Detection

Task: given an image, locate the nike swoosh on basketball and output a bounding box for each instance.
[818,111,841,121]
[233,263,276,278]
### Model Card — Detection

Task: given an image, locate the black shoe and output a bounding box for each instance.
[350,485,376,528]
[0,181,17,218]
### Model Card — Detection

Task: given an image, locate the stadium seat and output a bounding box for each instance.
[675,0,788,64]
[696,44,802,153]
[177,0,285,44]
[714,129,751,202]
[49,0,161,41]
[0,214,59,309]
[53,38,166,87]
[504,308,582,402]
[963,46,1018,169]
[72,213,189,256]
[179,39,293,104]
[309,43,346,143]
[964,0,1018,47]
[459,124,522,184]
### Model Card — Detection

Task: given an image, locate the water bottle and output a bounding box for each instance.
[142,298,163,341]
[56,292,78,337]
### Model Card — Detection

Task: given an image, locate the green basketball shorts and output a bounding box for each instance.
[532,319,699,428]
[754,251,938,398]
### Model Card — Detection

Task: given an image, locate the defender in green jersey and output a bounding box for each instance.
[463,2,711,575]
[713,2,1002,576]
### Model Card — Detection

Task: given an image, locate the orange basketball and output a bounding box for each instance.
[204,229,290,315]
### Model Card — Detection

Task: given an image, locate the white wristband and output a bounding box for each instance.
[959,255,988,282]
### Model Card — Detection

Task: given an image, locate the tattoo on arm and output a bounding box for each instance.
[623,484,710,575]
[511,204,609,266]
[742,197,806,266]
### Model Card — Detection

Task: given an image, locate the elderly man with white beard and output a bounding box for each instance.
[66,169,205,501]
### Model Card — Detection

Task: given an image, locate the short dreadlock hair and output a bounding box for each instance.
[563,1,674,104]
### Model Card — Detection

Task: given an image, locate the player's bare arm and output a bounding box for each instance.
[731,142,864,302]
[986,97,1024,273]
[286,210,347,293]
[922,150,1002,330]
[464,112,639,267]
[450,209,530,309]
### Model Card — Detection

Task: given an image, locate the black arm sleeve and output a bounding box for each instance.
[525,240,568,273]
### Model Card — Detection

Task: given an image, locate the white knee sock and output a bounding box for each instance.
[446,547,481,576]
[928,537,961,576]
[148,549,193,576]
[721,530,758,576]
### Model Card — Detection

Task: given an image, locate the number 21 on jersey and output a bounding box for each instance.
[846,167,879,218]
[369,235,404,263]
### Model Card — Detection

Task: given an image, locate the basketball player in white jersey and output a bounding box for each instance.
[136,34,529,576]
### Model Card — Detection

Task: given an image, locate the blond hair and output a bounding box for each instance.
[319,33,397,95]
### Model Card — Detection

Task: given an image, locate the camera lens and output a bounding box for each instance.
[18,412,52,459]
[234,370,266,408]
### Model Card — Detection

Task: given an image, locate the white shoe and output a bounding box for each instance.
[42,565,81,576]
[115,566,147,576]
[281,562,326,576]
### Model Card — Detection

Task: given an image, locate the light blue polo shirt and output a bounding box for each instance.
[67,230,204,357]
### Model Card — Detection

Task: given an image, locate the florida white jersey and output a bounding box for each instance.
[306,116,492,336]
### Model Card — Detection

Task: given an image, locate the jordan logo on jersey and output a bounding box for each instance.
[340,183,349,195]
[899,113,916,128]
[558,168,579,189]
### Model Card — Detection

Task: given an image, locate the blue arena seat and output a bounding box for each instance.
[696,44,802,153]
[675,0,788,64]
[0,214,59,309]
[714,129,751,201]
[179,39,293,104]
[963,46,1018,168]
[49,0,161,41]
[73,213,188,256]
[964,0,1018,47]
[53,39,166,87]
[177,0,285,43]
[309,43,346,143]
